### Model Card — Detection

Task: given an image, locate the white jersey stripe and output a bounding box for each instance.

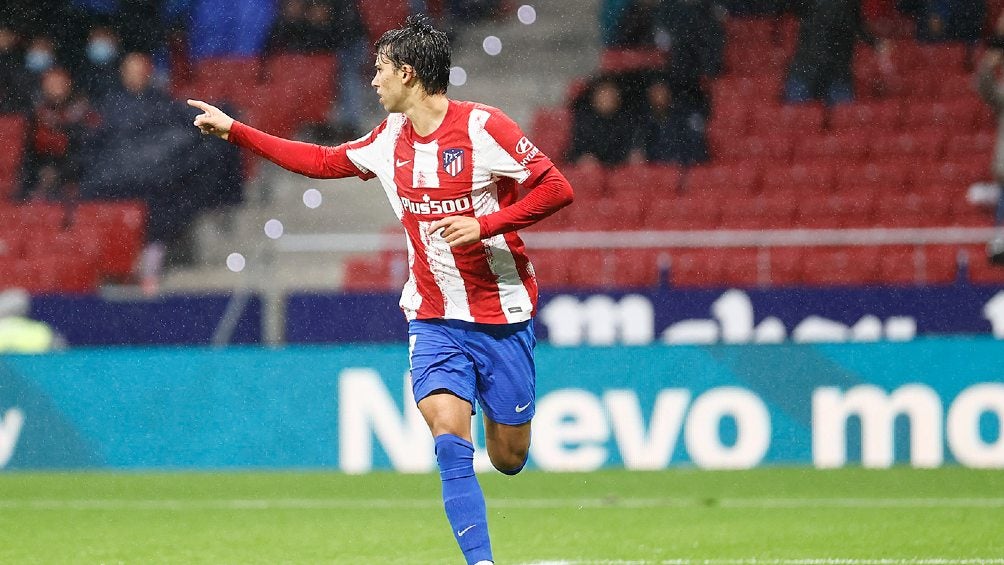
[418,220,474,322]
[411,140,440,189]
[399,234,422,319]
[346,114,407,220]
[470,182,533,323]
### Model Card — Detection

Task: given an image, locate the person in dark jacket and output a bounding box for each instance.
[784,0,890,105]
[566,78,637,166]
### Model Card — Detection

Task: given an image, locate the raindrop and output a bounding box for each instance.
[450,66,467,86]
[303,188,322,209]
[226,253,246,272]
[517,5,536,25]
[482,36,502,56]
[264,219,284,239]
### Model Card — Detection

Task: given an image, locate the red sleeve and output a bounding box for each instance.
[477,165,574,237]
[228,121,374,180]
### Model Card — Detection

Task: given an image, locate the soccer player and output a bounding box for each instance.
[187,15,573,565]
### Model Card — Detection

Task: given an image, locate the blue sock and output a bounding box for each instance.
[435,434,493,565]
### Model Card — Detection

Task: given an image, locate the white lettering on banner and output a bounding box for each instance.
[532,387,770,471]
[337,369,493,473]
[336,369,1004,472]
[0,408,24,469]
[539,290,920,346]
[813,385,944,469]
[531,389,609,471]
[983,291,1004,338]
[605,389,690,470]
[684,387,771,470]
[538,294,654,346]
[338,369,433,473]
[947,383,1004,468]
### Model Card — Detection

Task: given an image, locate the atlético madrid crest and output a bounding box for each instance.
[442,148,465,177]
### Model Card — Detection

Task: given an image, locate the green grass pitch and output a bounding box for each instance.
[1,467,1002,564]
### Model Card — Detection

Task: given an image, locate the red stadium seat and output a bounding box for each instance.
[910,159,989,192]
[829,100,903,132]
[944,132,995,161]
[183,56,261,110]
[800,246,880,286]
[877,245,926,285]
[767,247,804,286]
[750,103,825,135]
[599,48,666,72]
[559,160,607,198]
[724,45,789,76]
[528,249,572,289]
[792,131,869,164]
[262,54,337,126]
[644,196,721,230]
[901,100,979,131]
[835,162,912,191]
[868,130,945,161]
[712,75,784,108]
[719,194,797,229]
[761,163,836,194]
[0,114,26,199]
[358,0,409,42]
[712,132,793,164]
[796,188,877,228]
[707,103,750,137]
[530,107,572,165]
[685,163,761,195]
[606,163,683,195]
[71,200,147,281]
[669,249,723,288]
[964,244,1004,284]
[718,248,765,287]
[591,196,646,230]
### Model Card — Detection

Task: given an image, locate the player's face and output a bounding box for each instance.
[372,53,407,112]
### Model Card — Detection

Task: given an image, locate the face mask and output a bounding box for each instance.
[25,49,53,72]
[87,39,117,65]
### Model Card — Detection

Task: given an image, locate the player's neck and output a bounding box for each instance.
[404,94,450,137]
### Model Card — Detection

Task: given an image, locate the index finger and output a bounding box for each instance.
[428,217,455,233]
[187,99,213,113]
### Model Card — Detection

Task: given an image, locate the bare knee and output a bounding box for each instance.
[484,418,531,475]
[487,443,528,474]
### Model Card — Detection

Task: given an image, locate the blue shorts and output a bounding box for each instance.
[408,318,536,425]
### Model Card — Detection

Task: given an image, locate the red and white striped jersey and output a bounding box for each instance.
[231,100,563,324]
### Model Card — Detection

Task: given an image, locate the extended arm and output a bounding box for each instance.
[188,99,362,179]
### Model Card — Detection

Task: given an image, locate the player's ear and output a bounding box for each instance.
[400,64,415,84]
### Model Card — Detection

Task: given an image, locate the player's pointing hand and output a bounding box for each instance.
[187,99,234,140]
[430,216,482,248]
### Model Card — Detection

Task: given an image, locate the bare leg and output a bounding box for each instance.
[483,415,531,475]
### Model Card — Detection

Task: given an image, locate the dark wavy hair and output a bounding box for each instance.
[375,15,451,95]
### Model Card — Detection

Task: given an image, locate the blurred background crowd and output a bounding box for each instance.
[2,0,1004,306]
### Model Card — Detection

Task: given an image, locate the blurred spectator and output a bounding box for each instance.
[566,78,636,166]
[976,32,1004,225]
[784,0,890,105]
[266,0,374,139]
[80,53,242,288]
[0,25,32,113]
[78,26,122,102]
[657,0,726,115]
[266,0,332,53]
[21,67,97,202]
[638,80,709,165]
[185,0,277,60]
[610,0,661,47]
[23,35,58,80]
[899,0,986,42]
[0,288,64,353]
